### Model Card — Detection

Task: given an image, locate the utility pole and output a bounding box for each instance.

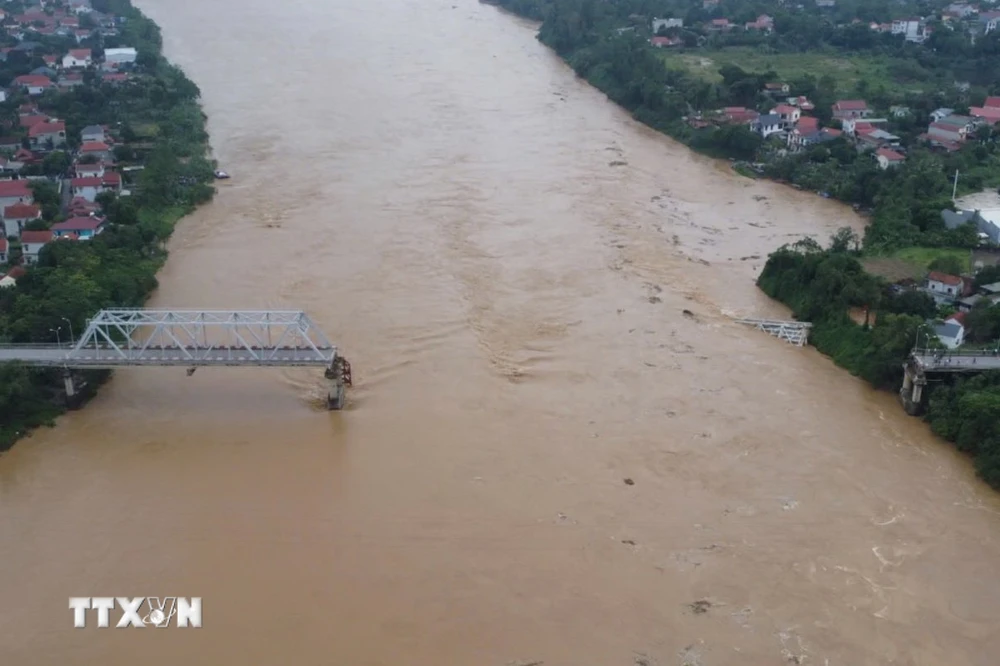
[952,169,959,203]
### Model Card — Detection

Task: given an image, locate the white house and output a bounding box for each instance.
[20,229,53,264]
[3,202,41,238]
[0,180,33,210]
[753,114,785,138]
[926,271,964,297]
[875,147,905,169]
[103,47,137,67]
[70,176,102,202]
[652,18,683,32]
[933,316,966,349]
[62,48,92,68]
[891,18,922,41]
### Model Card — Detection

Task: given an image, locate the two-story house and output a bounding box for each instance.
[79,141,111,161]
[20,229,53,264]
[926,271,967,298]
[0,180,33,210]
[771,104,801,127]
[80,125,106,144]
[753,114,785,138]
[28,120,67,150]
[3,202,41,238]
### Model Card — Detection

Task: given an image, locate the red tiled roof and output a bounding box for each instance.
[28,121,65,138]
[821,128,843,137]
[102,172,121,185]
[795,117,819,132]
[20,230,53,243]
[13,75,52,86]
[0,237,6,253]
[42,55,56,64]
[80,141,109,152]
[947,311,967,326]
[928,271,962,286]
[834,99,868,111]
[0,180,32,198]
[970,107,1000,123]
[71,177,101,187]
[20,114,49,128]
[773,104,797,114]
[876,147,905,161]
[985,96,1000,109]
[3,203,40,219]
[68,48,90,59]
[52,216,104,231]
[6,266,26,279]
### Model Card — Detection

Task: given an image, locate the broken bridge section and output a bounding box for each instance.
[734,318,812,347]
[0,309,352,410]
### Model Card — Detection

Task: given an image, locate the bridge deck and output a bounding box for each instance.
[0,345,335,368]
[912,352,1000,373]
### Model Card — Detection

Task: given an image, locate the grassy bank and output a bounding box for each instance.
[0,0,215,450]
[658,48,915,95]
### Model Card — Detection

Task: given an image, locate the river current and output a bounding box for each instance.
[1,1,999,664]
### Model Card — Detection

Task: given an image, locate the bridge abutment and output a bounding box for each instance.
[62,371,83,410]
[900,362,926,416]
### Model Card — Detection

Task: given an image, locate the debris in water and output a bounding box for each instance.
[688,599,712,614]
[609,160,628,167]
[623,478,635,486]
[622,539,636,546]
[682,309,696,318]
[648,296,662,304]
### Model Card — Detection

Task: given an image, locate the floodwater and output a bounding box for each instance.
[2,1,999,664]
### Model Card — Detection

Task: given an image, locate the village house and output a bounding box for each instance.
[764,82,790,96]
[890,105,911,117]
[2,202,41,238]
[51,216,106,239]
[28,120,66,150]
[875,147,906,169]
[832,99,870,120]
[650,36,682,47]
[0,180,33,209]
[720,106,760,125]
[970,105,1000,125]
[0,237,6,263]
[753,113,785,138]
[980,11,1000,34]
[62,48,91,68]
[69,176,102,202]
[932,315,966,349]
[19,229,52,264]
[927,115,977,144]
[892,18,925,42]
[80,125,106,143]
[785,96,814,111]
[58,72,85,89]
[102,47,137,69]
[930,108,954,122]
[0,266,26,288]
[926,271,968,299]
[707,18,732,31]
[652,18,683,32]
[74,162,105,178]
[13,74,53,95]
[771,103,801,127]
[745,14,774,31]
[79,141,111,161]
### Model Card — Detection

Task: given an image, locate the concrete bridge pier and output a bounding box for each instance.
[900,363,925,416]
[62,370,83,410]
[325,356,352,411]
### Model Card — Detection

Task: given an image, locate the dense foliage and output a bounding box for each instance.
[489,0,1000,250]
[0,1,215,449]
[927,374,1000,489]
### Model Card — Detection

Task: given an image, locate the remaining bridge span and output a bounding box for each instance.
[0,309,352,409]
[900,348,1000,416]
[734,318,812,347]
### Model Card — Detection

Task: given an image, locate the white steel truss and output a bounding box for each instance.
[734,318,812,347]
[60,309,338,367]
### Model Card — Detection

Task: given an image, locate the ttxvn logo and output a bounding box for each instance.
[69,597,202,628]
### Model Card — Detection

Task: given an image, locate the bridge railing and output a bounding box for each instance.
[912,348,1000,358]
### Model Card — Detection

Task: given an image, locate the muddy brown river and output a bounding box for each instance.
[2,1,999,664]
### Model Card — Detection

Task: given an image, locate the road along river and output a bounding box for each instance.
[1,0,999,664]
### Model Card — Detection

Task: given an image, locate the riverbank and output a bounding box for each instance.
[0,1,215,450]
[485,0,998,254]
